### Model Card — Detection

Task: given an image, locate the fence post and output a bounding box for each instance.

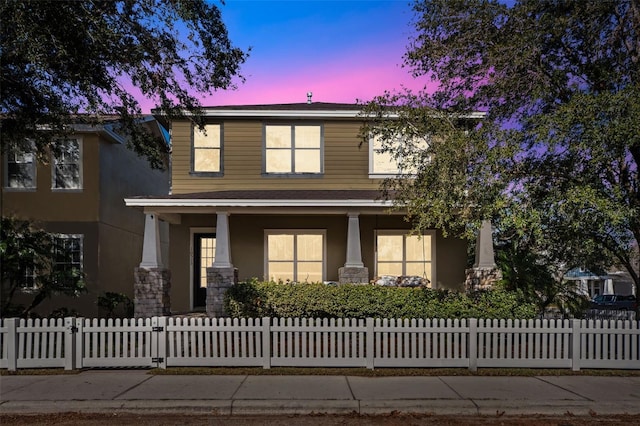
[152,316,167,369]
[468,318,478,372]
[262,317,271,369]
[74,318,84,369]
[6,318,18,371]
[64,317,76,370]
[571,319,581,371]
[366,318,374,369]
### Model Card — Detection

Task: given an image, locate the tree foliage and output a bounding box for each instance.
[361,0,640,295]
[1,0,248,168]
[1,217,86,317]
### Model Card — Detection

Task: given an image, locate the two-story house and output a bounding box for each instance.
[1,117,170,317]
[125,102,470,317]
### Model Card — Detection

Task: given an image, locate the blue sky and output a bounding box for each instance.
[194,0,432,107]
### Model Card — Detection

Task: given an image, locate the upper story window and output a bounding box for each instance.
[264,124,322,174]
[4,142,36,190]
[52,138,82,190]
[192,124,222,175]
[369,134,428,178]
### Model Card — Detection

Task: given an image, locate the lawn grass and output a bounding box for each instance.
[3,366,639,376]
[148,367,640,376]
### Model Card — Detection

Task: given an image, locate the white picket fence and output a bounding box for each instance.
[1,317,638,371]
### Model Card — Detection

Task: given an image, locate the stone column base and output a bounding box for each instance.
[464,267,502,292]
[134,267,171,318]
[338,266,369,284]
[206,267,238,317]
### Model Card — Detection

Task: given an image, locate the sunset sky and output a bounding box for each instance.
[151,0,434,109]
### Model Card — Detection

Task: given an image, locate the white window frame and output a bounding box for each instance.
[191,123,223,176]
[368,133,429,178]
[4,141,36,190]
[52,137,83,191]
[374,230,436,286]
[264,229,326,283]
[263,123,324,175]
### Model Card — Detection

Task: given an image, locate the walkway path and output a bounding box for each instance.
[1,371,639,416]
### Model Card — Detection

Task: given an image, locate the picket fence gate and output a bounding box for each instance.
[1,317,638,371]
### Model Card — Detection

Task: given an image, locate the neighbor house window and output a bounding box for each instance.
[5,143,36,189]
[375,231,434,285]
[369,134,428,177]
[19,266,38,290]
[264,124,322,174]
[52,138,82,190]
[53,234,83,286]
[192,124,222,174]
[265,230,325,282]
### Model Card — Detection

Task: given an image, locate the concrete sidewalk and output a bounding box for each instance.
[1,371,639,416]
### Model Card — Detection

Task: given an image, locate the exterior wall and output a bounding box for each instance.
[1,125,170,317]
[7,221,100,317]
[98,136,170,304]
[171,119,381,193]
[1,133,101,222]
[168,213,469,312]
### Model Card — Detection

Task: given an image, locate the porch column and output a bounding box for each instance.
[207,211,238,317]
[464,219,502,292]
[339,212,369,284]
[134,212,171,318]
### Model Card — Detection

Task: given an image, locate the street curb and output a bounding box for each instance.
[3,399,640,416]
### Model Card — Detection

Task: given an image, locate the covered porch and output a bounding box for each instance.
[125,190,468,317]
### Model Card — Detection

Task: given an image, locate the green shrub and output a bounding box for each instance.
[224,279,537,319]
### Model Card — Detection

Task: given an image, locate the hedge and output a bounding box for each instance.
[224,279,538,319]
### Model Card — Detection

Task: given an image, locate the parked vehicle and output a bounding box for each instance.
[590,294,638,311]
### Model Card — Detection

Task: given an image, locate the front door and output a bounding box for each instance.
[193,233,216,308]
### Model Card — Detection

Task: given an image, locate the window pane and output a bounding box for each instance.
[8,164,34,188]
[54,139,81,189]
[268,234,294,261]
[297,262,322,282]
[194,149,220,172]
[54,164,80,189]
[297,234,322,261]
[7,146,35,188]
[378,262,402,276]
[194,125,220,148]
[295,126,321,148]
[406,262,431,280]
[266,150,291,173]
[406,235,431,261]
[200,237,216,288]
[294,150,321,173]
[266,125,291,148]
[268,262,294,282]
[372,150,399,174]
[377,235,403,261]
[60,140,80,162]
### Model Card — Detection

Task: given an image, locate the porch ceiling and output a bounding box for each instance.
[124,190,402,216]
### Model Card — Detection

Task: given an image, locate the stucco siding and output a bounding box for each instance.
[1,133,101,222]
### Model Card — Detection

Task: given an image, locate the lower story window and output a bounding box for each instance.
[265,230,325,283]
[19,266,38,290]
[53,234,83,286]
[376,231,434,285]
